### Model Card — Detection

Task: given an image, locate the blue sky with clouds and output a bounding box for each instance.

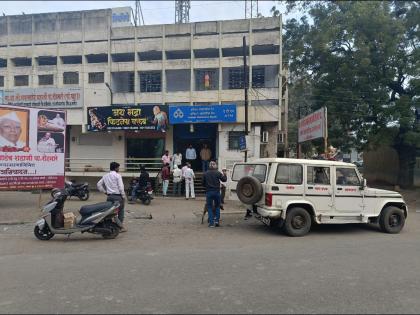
[0,1,293,24]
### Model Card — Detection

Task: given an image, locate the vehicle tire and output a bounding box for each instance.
[379,206,405,234]
[79,190,89,201]
[34,225,54,240]
[283,207,311,237]
[102,222,120,239]
[236,176,263,205]
[142,198,151,205]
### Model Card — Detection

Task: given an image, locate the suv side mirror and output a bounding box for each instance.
[360,178,367,190]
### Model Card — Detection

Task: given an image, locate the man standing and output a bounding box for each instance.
[184,162,195,200]
[97,162,127,232]
[0,111,24,148]
[172,164,182,197]
[161,163,170,197]
[172,151,182,169]
[38,132,57,153]
[202,161,227,227]
[220,168,228,206]
[185,144,197,170]
[200,144,212,173]
[162,150,172,166]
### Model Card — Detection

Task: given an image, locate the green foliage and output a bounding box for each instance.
[275,1,420,157]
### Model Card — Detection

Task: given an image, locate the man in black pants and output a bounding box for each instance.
[97,162,127,232]
[202,161,227,228]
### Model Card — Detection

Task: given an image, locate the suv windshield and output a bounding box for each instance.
[232,164,267,183]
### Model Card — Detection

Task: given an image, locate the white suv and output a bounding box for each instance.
[231,158,407,237]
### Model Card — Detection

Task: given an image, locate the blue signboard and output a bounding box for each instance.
[239,135,247,151]
[169,104,236,124]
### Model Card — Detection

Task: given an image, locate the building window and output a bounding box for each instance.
[252,67,265,88]
[61,55,82,65]
[139,71,161,92]
[12,57,31,67]
[228,131,246,150]
[0,76,4,87]
[88,72,104,84]
[228,68,245,89]
[0,58,6,68]
[195,69,218,91]
[63,72,79,85]
[37,56,57,66]
[111,72,134,93]
[38,74,54,86]
[14,75,29,86]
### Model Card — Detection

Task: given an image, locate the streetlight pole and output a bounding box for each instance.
[105,82,113,105]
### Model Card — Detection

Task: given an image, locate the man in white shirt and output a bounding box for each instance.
[37,132,57,153]
[172,164,182,196]
[184,162,195,200]
[97,162,127,232]
[172,151,182,169]
[0,111,25,148]
[185,144,197,170]
[48,113,66,129]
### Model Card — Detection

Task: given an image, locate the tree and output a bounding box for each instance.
[276,1,420,186]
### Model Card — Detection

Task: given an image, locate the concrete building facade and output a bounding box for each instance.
[0,8,288,177]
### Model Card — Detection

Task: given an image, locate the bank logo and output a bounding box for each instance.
[173,108,184,119]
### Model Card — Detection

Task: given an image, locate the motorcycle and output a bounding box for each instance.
[65,180,90,201]
[34,189,122,241]
[128,179,154,205]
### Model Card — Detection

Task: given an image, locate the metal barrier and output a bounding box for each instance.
[65,158,162,174]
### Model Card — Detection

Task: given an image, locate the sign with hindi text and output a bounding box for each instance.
[298,107,327,143]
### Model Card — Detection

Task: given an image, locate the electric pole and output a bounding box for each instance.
[243,36,249,162]
[245,0,259,19]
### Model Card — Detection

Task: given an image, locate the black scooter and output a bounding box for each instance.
[128,180,154,205]
[65,180,90,201]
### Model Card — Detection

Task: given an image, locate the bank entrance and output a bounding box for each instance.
[173,123,217,171]
[126,131,165,171]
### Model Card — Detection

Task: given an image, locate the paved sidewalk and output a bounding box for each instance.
[0,191,247,224]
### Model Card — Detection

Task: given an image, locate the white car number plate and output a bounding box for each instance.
[260,216,271,226]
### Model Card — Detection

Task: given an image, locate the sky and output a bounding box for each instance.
[0,1,293,25]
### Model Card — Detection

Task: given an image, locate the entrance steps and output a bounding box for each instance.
[153,172,207,197]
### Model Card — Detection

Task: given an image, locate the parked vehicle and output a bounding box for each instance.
[127,179,154,205]
[34,189,122,240]
[231,158,407,237]
[65,180,90,201]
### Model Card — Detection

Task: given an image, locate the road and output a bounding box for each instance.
[0,193,420,314]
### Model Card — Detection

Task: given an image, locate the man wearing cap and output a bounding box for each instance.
[0,111,25,148]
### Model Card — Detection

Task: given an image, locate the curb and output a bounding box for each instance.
[0,221,30,226]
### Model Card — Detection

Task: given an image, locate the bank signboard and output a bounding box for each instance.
[0,105,66,190]
[2,87,83,109]
[87,105,169,132]
[112,7,132,27]
[168,104,237,124]
[298,107,327,143]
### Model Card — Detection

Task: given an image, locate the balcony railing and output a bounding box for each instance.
[65,158,162,174]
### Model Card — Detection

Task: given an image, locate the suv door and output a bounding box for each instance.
[305,165,333,213]
[334,167,364,213]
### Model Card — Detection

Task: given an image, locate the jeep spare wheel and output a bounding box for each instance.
[236,176,263,205]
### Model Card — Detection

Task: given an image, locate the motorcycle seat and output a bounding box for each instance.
[79,202,113,216]
[72,183,85,188]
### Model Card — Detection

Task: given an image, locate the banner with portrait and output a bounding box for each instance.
[0,105,66,190]
[87,105,169,132]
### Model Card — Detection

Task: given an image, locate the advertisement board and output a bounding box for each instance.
[112,7,132,27]
[298,107,327,143]
[2,87,83,109]
[87,105,169,132]
[0,105,66,190]
[169,104,237,124]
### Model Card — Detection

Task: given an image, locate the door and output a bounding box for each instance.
[334,167,364,213]
[305,165,333,213]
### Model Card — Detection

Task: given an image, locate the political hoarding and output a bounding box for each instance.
[87,105,169,132]
[298,107,327,143]
[2,87,83,109]
[168,104,237,124]
[0,105,66,190]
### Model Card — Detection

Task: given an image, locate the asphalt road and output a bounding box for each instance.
[0,195,420,314]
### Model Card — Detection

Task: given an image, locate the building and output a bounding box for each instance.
[0,7,288,178]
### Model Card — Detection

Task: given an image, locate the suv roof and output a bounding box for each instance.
[248,158,355,167]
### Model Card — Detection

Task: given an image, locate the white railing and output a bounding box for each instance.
[65,158,162,174]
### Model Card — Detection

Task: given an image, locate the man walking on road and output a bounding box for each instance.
[203,161,227,227]
[184,162,195,200]
[97,162,127,232]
